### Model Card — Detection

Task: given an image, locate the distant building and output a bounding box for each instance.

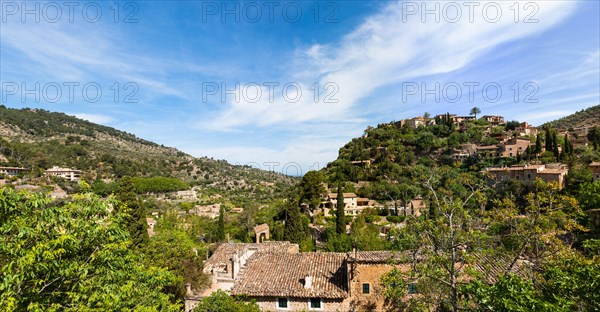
[590,162,600,181]
[499,138,532,158]
[451,143,477,160]
[480,115,506,126]
[190,203,221,219]
[254,223,270,243]
[484,164,568,188]
[514,122,538,136]
[0,166,29,176]
[45,166,82,181]
[176,189,197,200]
[476,145,500,158]
[320,193,377,216]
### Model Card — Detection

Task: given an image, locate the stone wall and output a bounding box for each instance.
[253,296,348,312]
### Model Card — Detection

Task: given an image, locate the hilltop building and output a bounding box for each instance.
[484,164,568,188]
[481,115,506,126]
[44,166,82,181]
[319,193,379,216]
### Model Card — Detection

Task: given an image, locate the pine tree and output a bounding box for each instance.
[336,183,346,235]
[216,205,225,241]
[116,177,149,248]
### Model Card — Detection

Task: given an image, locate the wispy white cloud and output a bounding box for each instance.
[208,1,578,130]
[71,113,114,124]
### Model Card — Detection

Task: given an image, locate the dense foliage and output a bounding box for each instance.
[0,188,180,311]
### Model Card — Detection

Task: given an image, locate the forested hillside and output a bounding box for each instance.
[0,105,296,204]
[543,105,600,130]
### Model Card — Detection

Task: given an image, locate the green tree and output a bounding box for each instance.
[192,290,260,312]
[535,134,543,154]
[398,169,489,312]
[470,107,482,119]
[588,126,600,151]
[545,128,553,152]
[145,228,210,300]
[298,170,326,210]
[116,177,149,248]
[463,274,541,312]
[577,180,600,211]
[216,205,226,241]
[0,188,180,311]
[283,203,306,244]
[487,180,584,270]
[336,183,346,234]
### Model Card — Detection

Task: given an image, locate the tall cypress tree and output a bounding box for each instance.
[284,203,305,244]
[116,177,149,248]
[535,134,542,154]
[216,205,225,241]
[545,128,552,152]
[336,183,346,235]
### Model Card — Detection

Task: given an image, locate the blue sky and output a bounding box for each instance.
[1,0,599,175]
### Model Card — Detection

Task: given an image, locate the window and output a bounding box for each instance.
[408,283,417,294]
[277,298,289,310]
[362,283,370,294]
[308,298,323,310]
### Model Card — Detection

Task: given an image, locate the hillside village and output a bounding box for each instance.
[2,106,600,312]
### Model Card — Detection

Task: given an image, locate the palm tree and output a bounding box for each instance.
[470,107,481,119]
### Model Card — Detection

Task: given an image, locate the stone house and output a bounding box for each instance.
[590,162,600,181]
[480,115,505,126]
[185,242,300,311]
[498,138,532,158]
[476,145,500,158]
[231,252,350,311]
[514,122,538,137]
[484,164,569,188]
[451,143,478,160]
[346,251,414,311]
[192,242,531,312]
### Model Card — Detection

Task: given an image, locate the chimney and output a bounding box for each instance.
[211,269,218,285]
[304,275,312,289]
[231,253,240,279]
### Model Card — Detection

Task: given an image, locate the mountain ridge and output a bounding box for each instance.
[0,105,296,203]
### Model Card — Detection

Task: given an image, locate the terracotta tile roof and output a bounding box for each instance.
[231,252,349,299]
[328,193,357,199]
[203,242,297,273]
[590,162,600,167]
[347,251,408,263]
[470,253,532,284]
[477,146,499,150]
